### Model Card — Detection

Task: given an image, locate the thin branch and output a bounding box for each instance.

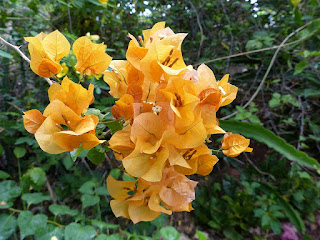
[297,96,305,150]
[219,0,234,71]
[243,153,276,181]
[105,152,126,173]
[221,21,314,120]
[193,39,302,67]
[189,0,204,61]
[67,0,73,33]
[0,36,53,85]
[46,178,57,204]
[81,158,93,176]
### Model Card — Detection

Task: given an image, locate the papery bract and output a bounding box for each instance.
[73,36,112,75]
[25,30,70,77]
[222,132,253,157]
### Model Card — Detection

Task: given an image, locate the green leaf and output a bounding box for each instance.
[62,155,74,170]
[87,148,105,165]
[291,0,302,7]
[268,98,281,108]
[110,168,121,180]
[28,167,46,187]
[97,234,123,240]
[294,60,308,75]
[261,214,272,227]
[261,184,305,232]
[35,225,64,240]
[95,234,109,240]
[270,219,282,235]
[13,147,26,158]
[106,121,123,134]
[0,49,13,59]
[245,40,262,50]
[122,174,136,182]
[81,194,100,208]
[220,120,320,170]
[96,186,109,196]
[70,146,88,162]
[0,170,10,179]
[64,223,96,240]
[0,180,21,203]
[277,197,305,232]
[196,230,207,240]
[22,193,51,206]
[160,226,180,240]
[303,234,315,240]
[0,214,17,240]
[49,204,79,217]
[302,89,320,98]
[17,211,47,240]
[223,227,243,240]
[151,213,168,227]
[79,181,96,195]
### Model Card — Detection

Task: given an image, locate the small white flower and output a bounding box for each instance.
[152,105,162,114]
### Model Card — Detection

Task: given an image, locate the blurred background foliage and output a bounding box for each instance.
[0,0,320,239]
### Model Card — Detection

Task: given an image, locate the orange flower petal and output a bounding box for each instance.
[43,100,82,130]
[23,109,46,134]
[106,175,137,200]
[128,203,161,224]
[73,36,112,75]
[222,132,253,157]
[196,154,219,176]
[34,116,65,154]
[110,200,130,219]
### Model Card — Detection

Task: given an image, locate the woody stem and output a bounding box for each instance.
[0,37,53,85]
[105,152,126,173]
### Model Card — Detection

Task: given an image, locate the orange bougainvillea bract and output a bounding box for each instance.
[23,25,252,224]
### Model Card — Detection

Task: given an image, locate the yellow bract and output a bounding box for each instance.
[107,167,197,223]
[25,30,70,77]
[222,132,253,157]
[23,78,104,154]
[73,36,112,75]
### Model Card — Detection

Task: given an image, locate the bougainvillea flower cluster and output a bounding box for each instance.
[104,22,252,223]
[23,24,252,224]
[23,31,110,153]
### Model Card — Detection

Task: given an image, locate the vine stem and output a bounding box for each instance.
[105,152,127,173]
[0,36,53,85]
[8,208,65,228]
[221,20,315,120]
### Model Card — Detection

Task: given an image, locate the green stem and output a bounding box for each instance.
[97,200,101,221]
[211,149,222,153]
[98,120,120,124]
[47,220,65,228]
[17,159,26,210]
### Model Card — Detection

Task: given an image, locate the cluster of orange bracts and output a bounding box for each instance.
[23,30,111,153]
[22,23,252,224]
[104,22,252,223]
